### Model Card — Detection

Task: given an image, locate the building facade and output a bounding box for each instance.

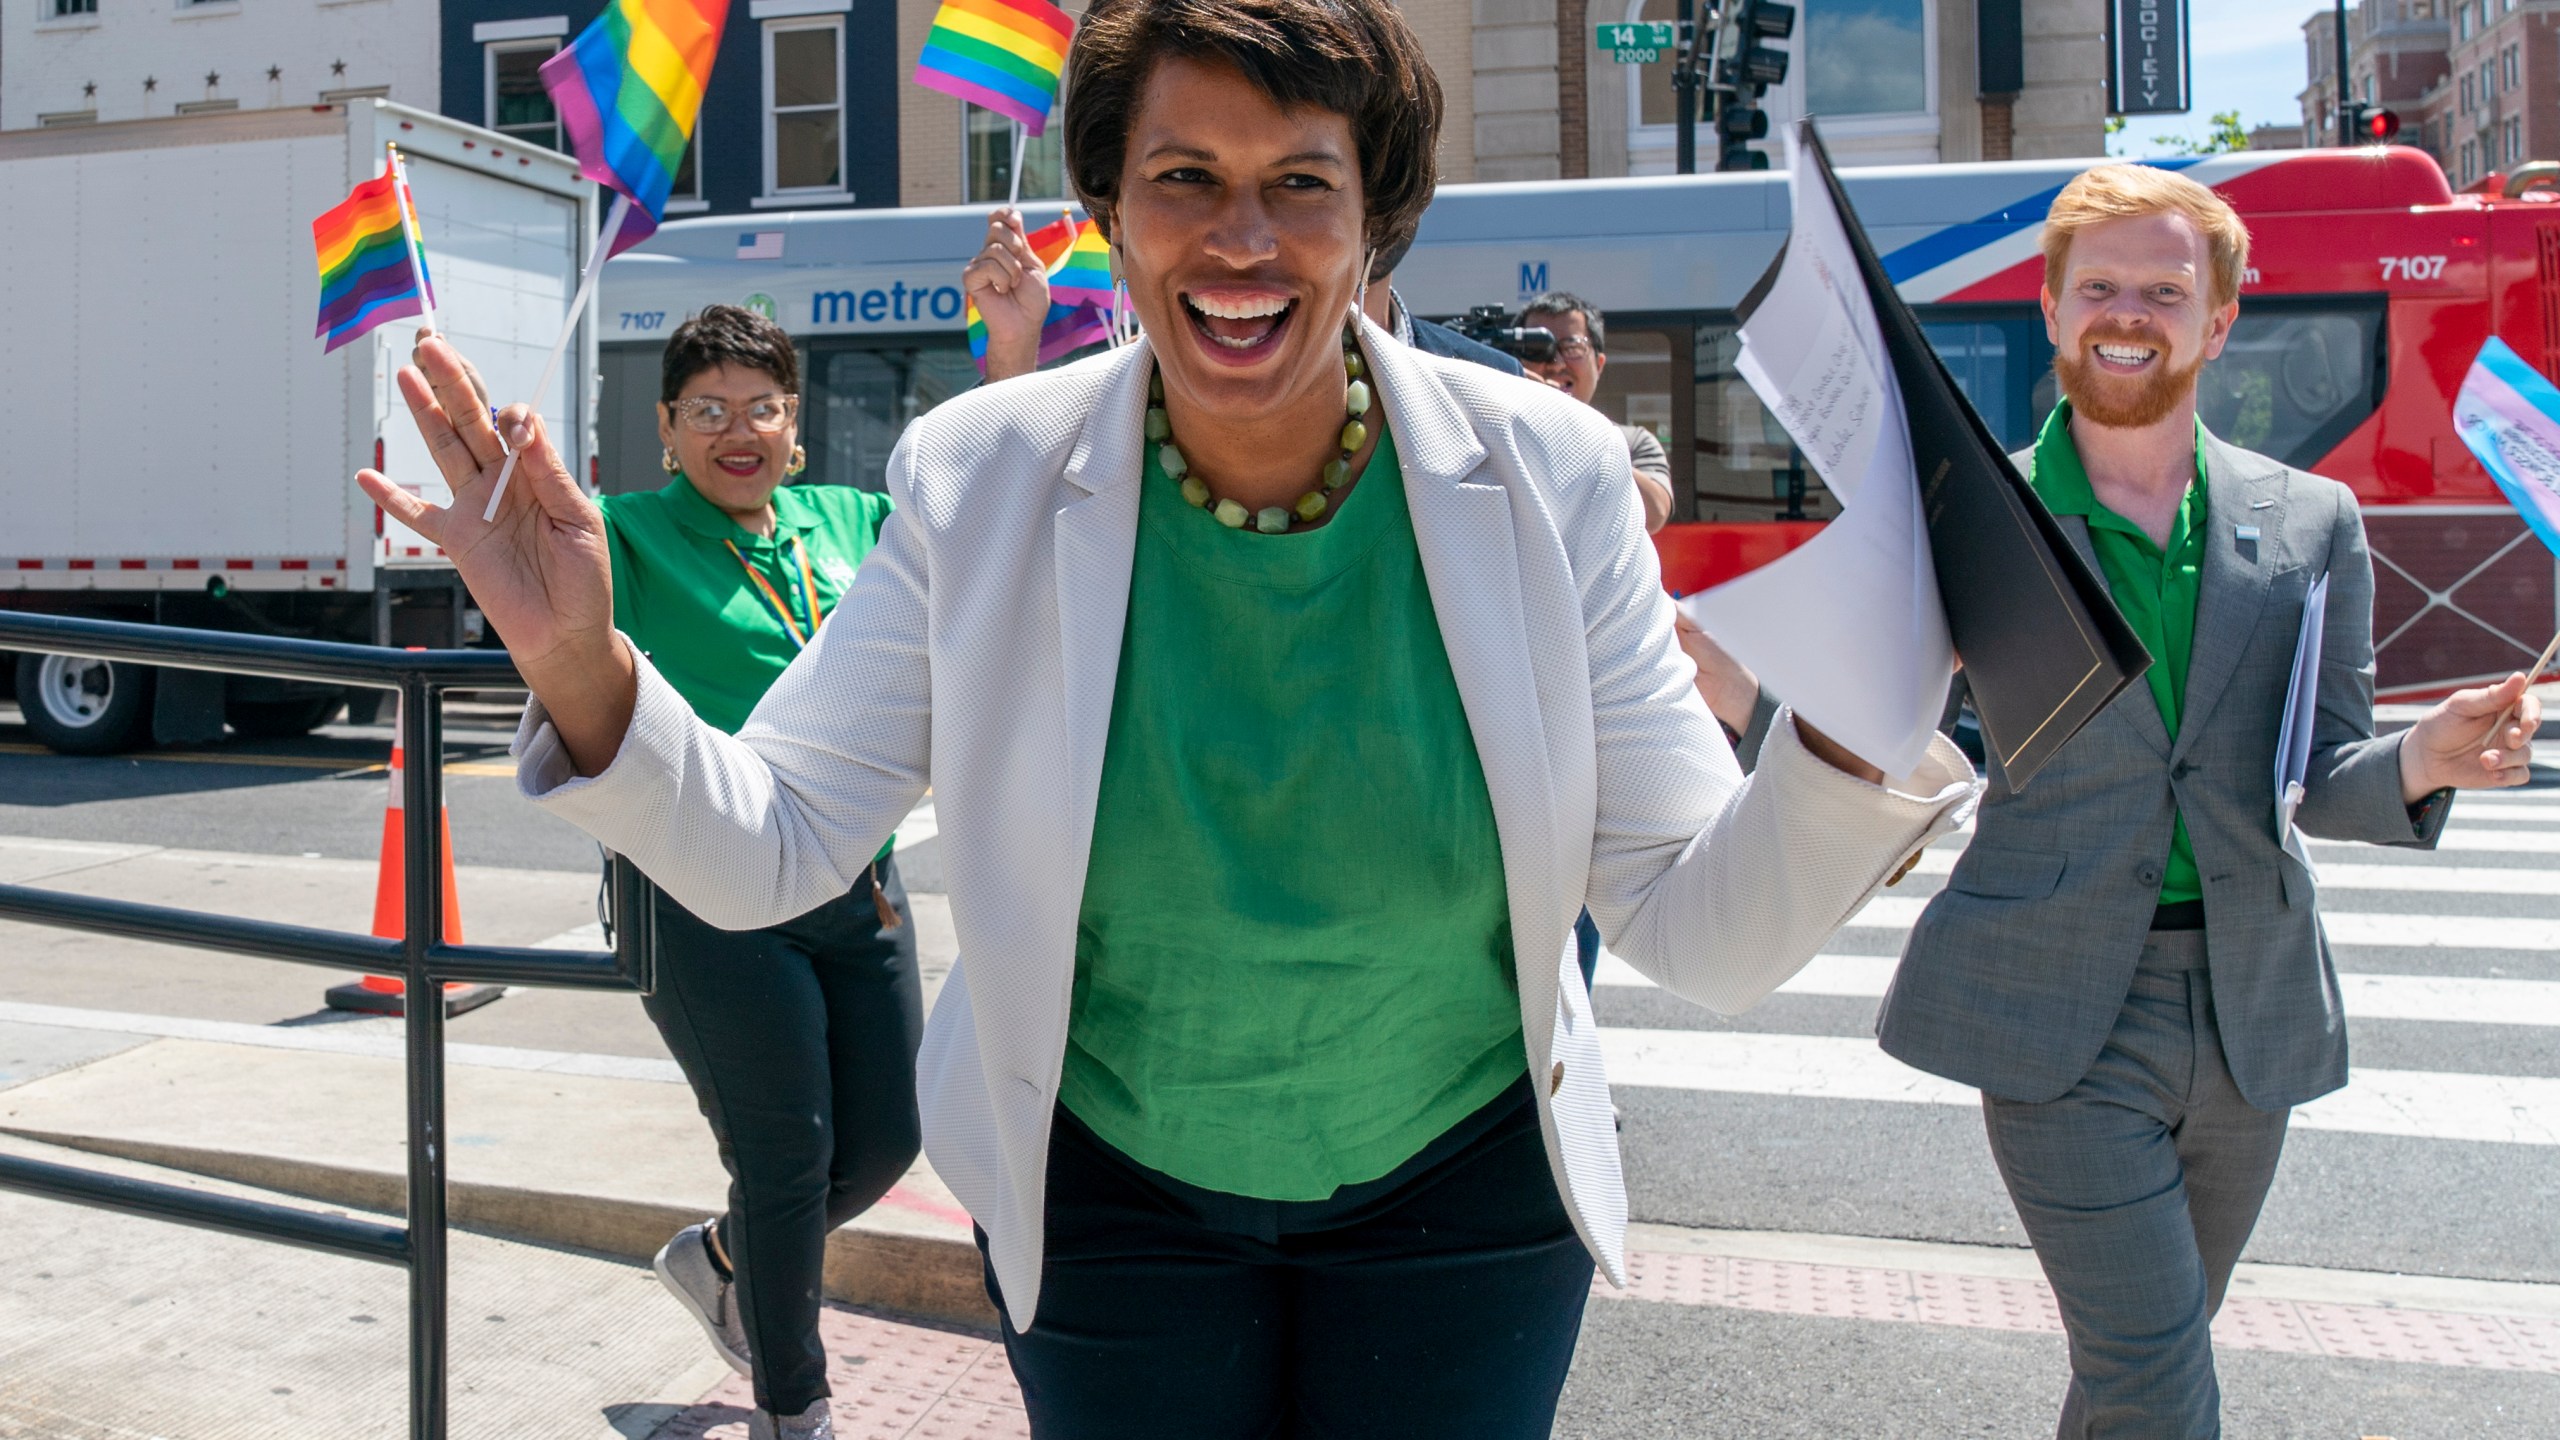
[890,0,2110,208]
[0,0,434,129]
[2299,0,2560,189]
[436,0,902,216]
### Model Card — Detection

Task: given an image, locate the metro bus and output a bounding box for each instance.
[595,146,2557,699]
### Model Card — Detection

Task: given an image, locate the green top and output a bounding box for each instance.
[600,476,898,861]
[1063,428,1527,1200]
[2025,402,2208,905]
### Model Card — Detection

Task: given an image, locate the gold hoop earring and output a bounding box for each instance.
[787,445,807,477]
[661,447,682,475]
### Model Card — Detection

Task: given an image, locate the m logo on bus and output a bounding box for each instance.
[1519,262,1548,297]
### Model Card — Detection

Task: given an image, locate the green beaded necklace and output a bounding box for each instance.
[1149,325,1374,535]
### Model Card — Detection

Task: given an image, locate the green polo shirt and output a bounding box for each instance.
[1063,428,1526,1201]
[598,476,893,733]
[2024,402,2207,906]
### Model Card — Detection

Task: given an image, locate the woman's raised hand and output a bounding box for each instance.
[356,335,636,774]
[962,207,1053,383]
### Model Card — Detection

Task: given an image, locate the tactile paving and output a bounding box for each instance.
[1604,1247,2560,1375]
[648,1304,1027,1440]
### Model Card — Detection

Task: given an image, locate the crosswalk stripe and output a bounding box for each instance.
[1597,1029,2560,1145]
[1832,894,2560,951]
[1908,847,2560,897]
[1592,953,2560,1026]
[2321,829,2560,854]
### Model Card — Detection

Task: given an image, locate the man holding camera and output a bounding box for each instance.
[1517,292,1674,534]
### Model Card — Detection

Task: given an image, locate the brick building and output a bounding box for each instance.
[2302,0,2560,189]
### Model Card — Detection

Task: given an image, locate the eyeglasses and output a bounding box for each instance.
[1551,336,1597,360]
[668,395,800,434]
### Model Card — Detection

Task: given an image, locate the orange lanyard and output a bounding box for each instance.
[724,535,826,650]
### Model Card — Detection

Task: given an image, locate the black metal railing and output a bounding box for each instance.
[0,610,654,1440]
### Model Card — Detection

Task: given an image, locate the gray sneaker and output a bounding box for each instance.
[749,1398,834,1440]
[652,1221,750,1376]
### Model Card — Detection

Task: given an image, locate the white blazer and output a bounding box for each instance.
[517,317,1977,1329]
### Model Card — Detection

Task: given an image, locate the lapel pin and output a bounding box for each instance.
[2236,524,2262,545]
[2250,498,2275,510]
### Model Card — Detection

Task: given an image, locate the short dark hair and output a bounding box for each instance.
[1520,291,1604,353]
[1063,0,1443,262]
[660,304,801,406]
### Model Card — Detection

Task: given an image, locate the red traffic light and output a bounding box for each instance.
[2365,108,2400,142]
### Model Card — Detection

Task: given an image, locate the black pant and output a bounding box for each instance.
[641,858,924,1416]
[983,1076,1594,1439]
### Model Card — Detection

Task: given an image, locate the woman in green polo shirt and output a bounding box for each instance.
[603,305,918,1437]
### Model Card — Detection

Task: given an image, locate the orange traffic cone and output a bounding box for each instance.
[325,693,502,1017]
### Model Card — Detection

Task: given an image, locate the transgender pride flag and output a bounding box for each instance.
[2453,337,2560,559]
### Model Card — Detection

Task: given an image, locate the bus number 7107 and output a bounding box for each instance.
[2379,255,2447,281]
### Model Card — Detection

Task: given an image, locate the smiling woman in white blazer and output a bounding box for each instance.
[361,0,1976,1432]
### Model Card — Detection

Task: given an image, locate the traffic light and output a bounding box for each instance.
[2342,102,2401,145]
[1718,0,1794,172]
[1717,100,1770,171]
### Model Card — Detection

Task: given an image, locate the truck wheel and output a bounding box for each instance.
[16,652,155,756]
[225,693,345,740]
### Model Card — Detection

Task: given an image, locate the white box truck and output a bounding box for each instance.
[0,99,596,752]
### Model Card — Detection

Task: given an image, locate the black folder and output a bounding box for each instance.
[1749,122,2150,793]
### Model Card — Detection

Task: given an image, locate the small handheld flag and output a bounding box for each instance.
[915,0,1073,135]
[2453,337,2560,681]
[1045,218,1114,308]
[540,0,728,260]
[313,158,433,353]
[485,0,728,519]
[964,212,1121,372]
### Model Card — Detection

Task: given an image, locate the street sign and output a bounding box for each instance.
[1595,21,1675,62]
[2106,0,2189,115]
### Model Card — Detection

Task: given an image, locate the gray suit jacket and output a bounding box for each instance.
[1876,430,2448,1110]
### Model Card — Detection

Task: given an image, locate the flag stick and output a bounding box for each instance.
[483,191,631,521]
[388,145,437,338]
[1007,123,1029,208]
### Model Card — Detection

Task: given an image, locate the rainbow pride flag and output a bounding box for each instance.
[1046,219,1113,308]
[967,300,1112,370]
[313,160,431,353]
[540,0,728,257]
[915,0,1073,134]
[963,213,1122,371]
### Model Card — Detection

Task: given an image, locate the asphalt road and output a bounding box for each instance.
[4,701,2555,1437]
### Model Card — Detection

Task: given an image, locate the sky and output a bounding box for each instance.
[2118,4,2323,157]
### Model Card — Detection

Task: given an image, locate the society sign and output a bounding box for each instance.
[2108,0,2189,116]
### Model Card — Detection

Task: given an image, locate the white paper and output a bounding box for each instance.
[2277,571,2330,840]
[1682,128,1953,780]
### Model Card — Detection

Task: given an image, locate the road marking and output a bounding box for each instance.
[1595,952,2560,1026]
[1599,1028,2560,1145]
[0,999,686,1084]
[1832,893,2560,952]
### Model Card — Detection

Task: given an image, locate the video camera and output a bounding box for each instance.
[1449,305,1558,365]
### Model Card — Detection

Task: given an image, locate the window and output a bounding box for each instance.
[2507,46,2521,88]
[37,109,97,126]
[668,131,702,207]
[764,19,845,196]
[2462,74,2473,112]
[801,344,983,491]
[488,41,562,151]
[2509,117,2524,163]
[175,98,240,115]
[964,103,1066,203]
[51,0,94,14]
[1804,0,1928,117]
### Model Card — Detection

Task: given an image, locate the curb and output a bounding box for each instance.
[2,1126,999,1331]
